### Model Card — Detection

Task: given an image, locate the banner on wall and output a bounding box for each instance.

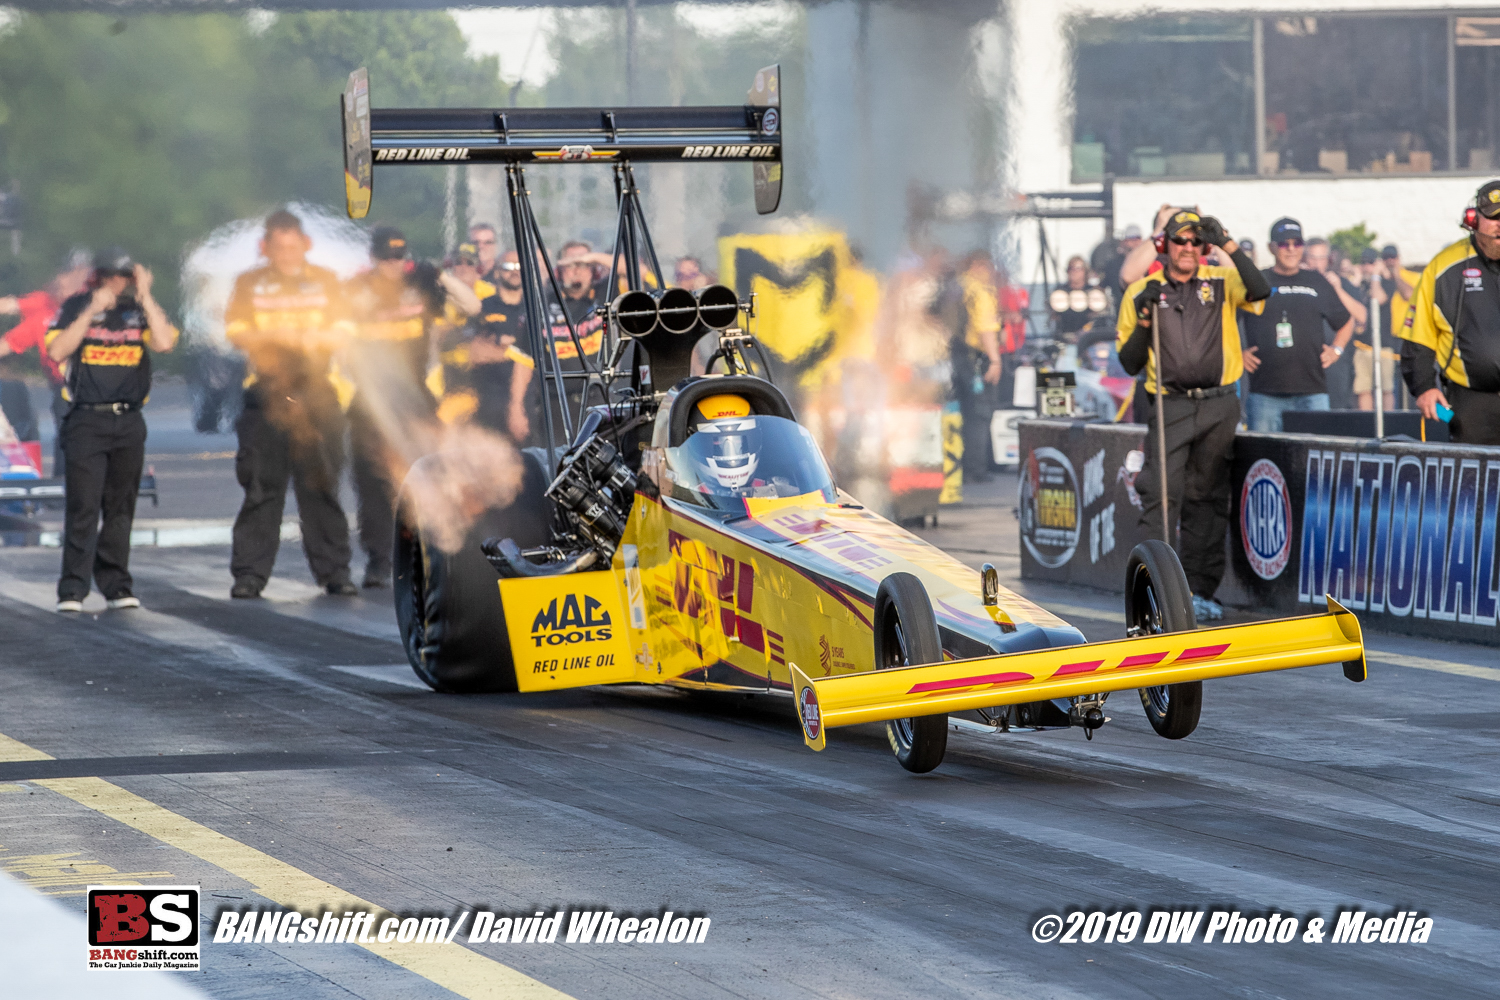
[1021,420,1500,646]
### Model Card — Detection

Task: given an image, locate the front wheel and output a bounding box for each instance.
[1125,540,1202,739]
[874,573,948,773]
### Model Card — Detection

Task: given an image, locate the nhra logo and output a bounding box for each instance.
[1241,458,1292,580]
[531,594,613,647]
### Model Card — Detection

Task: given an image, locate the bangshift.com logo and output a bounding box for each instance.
[87,885,201,971]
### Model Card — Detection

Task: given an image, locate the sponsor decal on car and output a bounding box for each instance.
[530,594,613,646]
[680,144,777,159]
[1241,458,1292,580]
[798,684,821,741]
[374,147,471,162]
[533,145,619,162]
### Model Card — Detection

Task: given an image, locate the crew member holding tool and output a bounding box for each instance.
[225,209,357,600]
[1116,210,1270,620]
[345,226,479,587]
[1399,180,1500,445]
[46,251,178,612]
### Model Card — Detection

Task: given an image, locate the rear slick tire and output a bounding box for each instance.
[874,572,948,773]
[1124,540,1202,739]
[394,449,550,693]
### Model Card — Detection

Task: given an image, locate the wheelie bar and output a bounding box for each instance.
[789,596,1364,751]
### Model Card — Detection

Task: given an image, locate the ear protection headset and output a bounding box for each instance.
[1462,198,1478,232]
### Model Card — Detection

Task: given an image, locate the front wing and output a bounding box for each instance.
[790,597,1364,750]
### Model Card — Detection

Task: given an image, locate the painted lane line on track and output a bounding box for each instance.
[0,732,573,1000]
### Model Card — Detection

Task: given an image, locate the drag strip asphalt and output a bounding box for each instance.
[2,543,1499,1000]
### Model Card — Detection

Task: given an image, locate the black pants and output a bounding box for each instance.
[951,342,992,477]
[1447,382,1500,445]
[58,408,146,602]
[231,400,351,588]
[1134,390,1240,599]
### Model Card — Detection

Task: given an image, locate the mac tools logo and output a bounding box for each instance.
[1241,459,1292,580]
[531,595,613,647]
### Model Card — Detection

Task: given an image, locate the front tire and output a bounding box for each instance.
[874,572,948,773]
[1125,540,1202,739]
[394,450,551,692]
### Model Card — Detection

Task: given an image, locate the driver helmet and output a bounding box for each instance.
[688,394,760,492]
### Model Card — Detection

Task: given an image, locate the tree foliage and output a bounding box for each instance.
[0,9,503,345]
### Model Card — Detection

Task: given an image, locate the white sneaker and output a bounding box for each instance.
[56,600,83,613]
[1191,594,1224,621]
[106,596,141,610]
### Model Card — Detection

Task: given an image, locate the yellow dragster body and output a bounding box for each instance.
[488,390,1366,754]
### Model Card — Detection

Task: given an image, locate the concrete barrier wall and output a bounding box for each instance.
[1020,419,1500,647]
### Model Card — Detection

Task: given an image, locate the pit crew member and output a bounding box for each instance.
[45,251,177,612]
[1116,211,1270,620]
[1399,181,1500,444]
[345,226,480,587]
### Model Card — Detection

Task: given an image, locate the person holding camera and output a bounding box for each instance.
[1116,211,1270,620]
[45,251,177,612]
[344,227,480,587]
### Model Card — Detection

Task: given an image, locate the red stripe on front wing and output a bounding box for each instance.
[1176,643,1230,662]
[908,671,1033,694]
[1052,660,1104,677]
[1116,652,1169,669]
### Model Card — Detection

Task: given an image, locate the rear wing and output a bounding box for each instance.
[790,598,1365,751]
[342,64,782,219]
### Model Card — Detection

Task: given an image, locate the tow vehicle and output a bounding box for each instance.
[345,67,1367,773]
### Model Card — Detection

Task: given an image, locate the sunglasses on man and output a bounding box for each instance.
[1169,235,1204,247]
[499,262,521,271]
[1274,239,1305,249]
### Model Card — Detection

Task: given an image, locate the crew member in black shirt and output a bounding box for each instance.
[1116,210,1271,620]
[45,252,178,612]
[437,249,534,441]
[345,227,480,586]
[538,241,610,448]
[1241,217,1353,431]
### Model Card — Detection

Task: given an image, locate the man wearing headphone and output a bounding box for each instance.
[1116,210,1271,620]
[1399,180,1500,444]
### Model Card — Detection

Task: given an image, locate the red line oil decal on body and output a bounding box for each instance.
[907,671,1033,695]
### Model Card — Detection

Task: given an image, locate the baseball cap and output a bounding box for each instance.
[1360,247,1379,265]
[1165,210,1201,239]
[1477,180,1500,219]
[1269,217,1303,244]
[93,248,134,277]
[1381,244,1399,260]
[448,241,480,268]
[371,226,409,261]
[1121,224,1142,240]
[62,247,93,272]
[1238,238,1255,255]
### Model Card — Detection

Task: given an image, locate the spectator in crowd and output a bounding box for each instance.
[1400,180,1500,444]
[1091,224,1140,295]
[1355,244,1417,411]
[533,240,612,445]
[225,210,357,600]
[953,250,1003,481]
[674,256,711,290]
[1237,238,1257,267]
[1241,217,1353,431]
[1303,237,1367,409]
[45,251,177,612]
[1052,255,1101,341]
[1116,210,1270,621]
[995,260,1029,404]
[0,249,93,472]
[344,227,480,587]
[468,222,502,286]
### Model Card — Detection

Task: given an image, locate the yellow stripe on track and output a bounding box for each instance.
[0,732,572,1000]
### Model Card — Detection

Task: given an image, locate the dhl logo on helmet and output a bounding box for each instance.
[695,394,751,421]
